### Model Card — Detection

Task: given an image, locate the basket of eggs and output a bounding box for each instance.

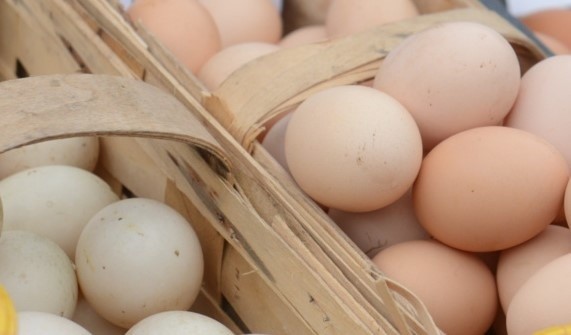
[1,0,570,334]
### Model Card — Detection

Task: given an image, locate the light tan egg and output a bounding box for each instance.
[127,0,221,73]
[199,0,282,47]
[279,25,328,48]
[325,0,419,38]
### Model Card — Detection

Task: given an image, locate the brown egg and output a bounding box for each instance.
[374,21,521,150]
[507,253,571,334]
[533,31,570,55]
[328,189,429,258]
[372,240,497,335]
[127,0,221,73]
[521,9,571,49]
[325,0,419,38]
[496,225,571,312]
[279,25,328,48]
[197,42,280,90]
[505,55,571,169]
[413,126,569,252]
[285,85,423,212]
[199,0,283,47]
[261,112,293,172]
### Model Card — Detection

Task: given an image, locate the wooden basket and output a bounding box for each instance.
[0,0,547,334]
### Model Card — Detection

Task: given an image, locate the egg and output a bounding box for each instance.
[496,225,571,312]
[0,231,78,318]
[520,9,571,49]
[504,55,571,169]
[75,198,203,328]
[199,0,282,47]
[374,21,521,150]
[198,42,280,91]
[566,179,571,225]
[413,126,569,252]
[328,189,429,258]
[372,240,497,335]
[325,0,419,38]
[127,0,221,73]
[18,311,91,335]
[126,311,234,335]
[261,112,292,172]
[0,165,119,260]
[72,295,127,335]
[285,85,423,212]
[506,253,571,334]
[0,137,99,180]
[279,25,328,48]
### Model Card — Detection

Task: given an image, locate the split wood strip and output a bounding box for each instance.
[205,7,545,151]
[0,74,227,166]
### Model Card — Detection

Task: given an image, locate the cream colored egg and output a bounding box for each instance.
[261,112,292,172]
[18,311,91,335]
[0,165,119,260]
[0,231,78,318]
[325,0,419,38]
[75,198,203,329]
[374,22,521,150]
[72,295,127,335]
[285,85,422,212]
[126,311,233,335]
[199,0,282,47]
[198,42,280,90]
[0,137,99,180]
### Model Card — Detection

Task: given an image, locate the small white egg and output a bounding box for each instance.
[0,165,119,260]
[75,198,204,328]
[126,311,233,335]
[18,311,91,335]
[0,231,78,318]
[0,137,99,180]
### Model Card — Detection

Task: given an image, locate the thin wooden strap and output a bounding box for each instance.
[0,73,230,169]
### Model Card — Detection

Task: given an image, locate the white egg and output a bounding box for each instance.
[0,165,119,260]
[0,231,78,318]
[18,311,91,335]
[75,198,204,329]
[0,137,99,180]
[72,295,127,335]
[126,311,233,335]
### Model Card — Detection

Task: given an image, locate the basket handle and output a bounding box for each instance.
[0,73,230,170]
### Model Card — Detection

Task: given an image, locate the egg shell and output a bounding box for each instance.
[279,25,328,48]
[198,42,280,91]
[285,85,423,212]
[504,55,571,169]
[413,126,569,252]
[127,0,221,73]
[18,311,91,335]
[566,179,571,226]
[0,165,119,260]
[126,311,233,335]
[328,189,429,258]
[199,0,282,47]
[506,253,571,334]
[325,0,419,38]
[261,112,292,173]
[496,225,571,312]
[0,137,99,180]
[72,294,127,335]
[75,198,203,328]
[374,21,521,150]
[0,231,78,318]
[521,9,571,49]
[372,240,498,335]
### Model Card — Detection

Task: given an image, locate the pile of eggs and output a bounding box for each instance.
[0,138,262,334]
[123,1,571,334]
